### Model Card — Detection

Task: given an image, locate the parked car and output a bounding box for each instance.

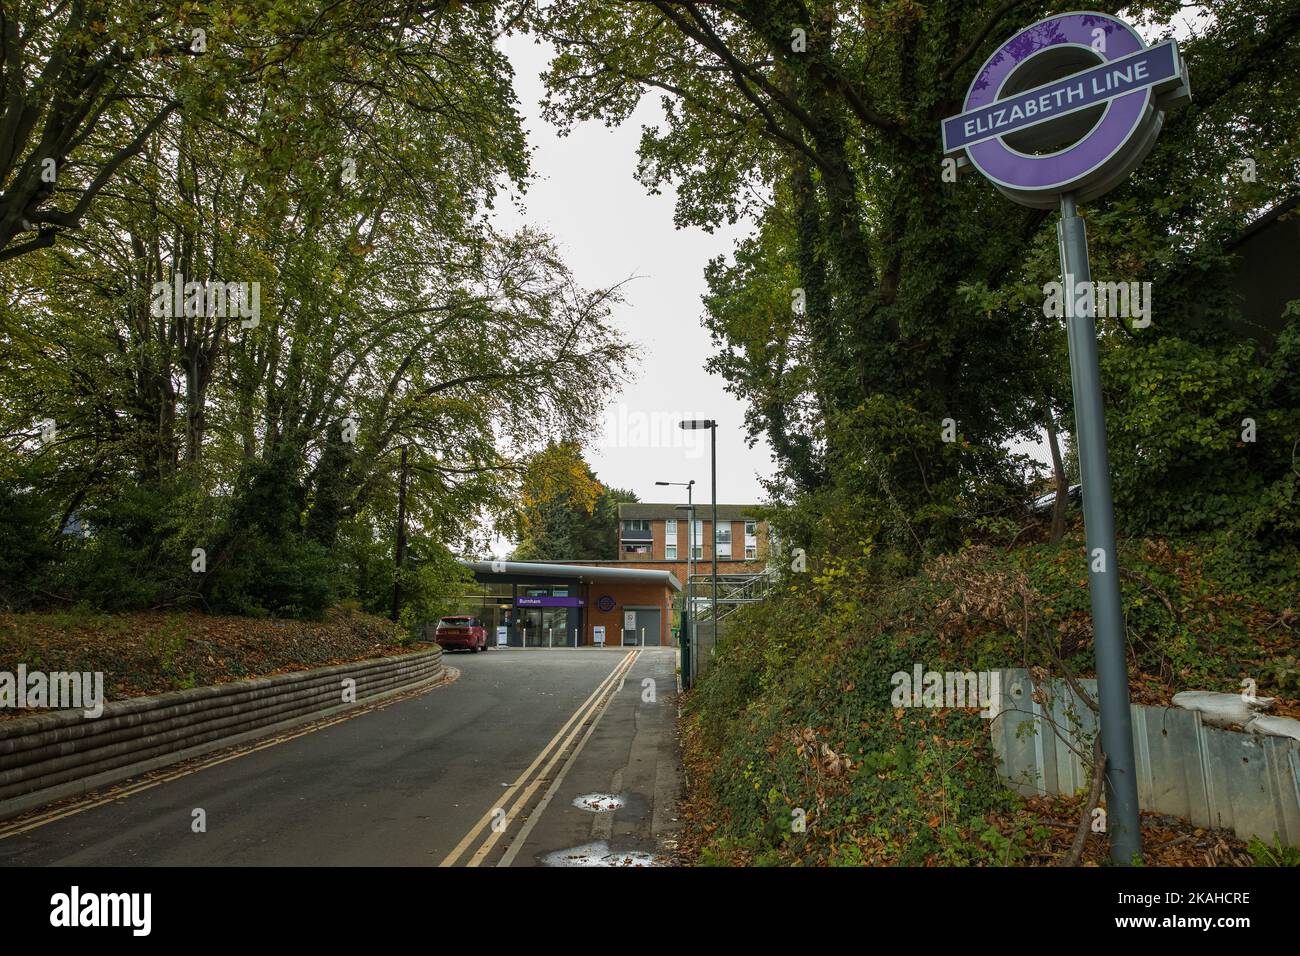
[434,616,488,652]
[1030,483,1082,514]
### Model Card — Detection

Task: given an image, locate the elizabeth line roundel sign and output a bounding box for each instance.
[941,11,1190,207]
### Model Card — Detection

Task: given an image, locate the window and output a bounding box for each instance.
[745,545,757,560]
[665,518,677,536]
[691,520,704,559]
[666,543,677,560]
[716,524,731,558]
[622,519,650,533]
[745,520,757,537]
[623,543,650,554]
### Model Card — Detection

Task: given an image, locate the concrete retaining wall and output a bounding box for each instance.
[0,646,442,821]
[991,668,1300,847]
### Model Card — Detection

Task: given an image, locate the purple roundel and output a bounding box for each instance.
[961,13,1156,205]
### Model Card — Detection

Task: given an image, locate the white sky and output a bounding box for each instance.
[492,34,774,509]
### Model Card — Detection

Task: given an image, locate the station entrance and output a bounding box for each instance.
[449,560,681,648]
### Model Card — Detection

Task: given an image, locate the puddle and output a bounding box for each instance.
[572,793,625,813]
[541,841,658,867]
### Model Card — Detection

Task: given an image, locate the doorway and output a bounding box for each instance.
[621,607,662,647]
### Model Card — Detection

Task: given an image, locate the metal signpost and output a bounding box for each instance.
[942,12,1190,865]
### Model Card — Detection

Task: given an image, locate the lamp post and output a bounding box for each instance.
[675,502,696,686]
[679,420,718,673]
[391,443,409,623]
[658,480,695,688]
[655,480,694,630]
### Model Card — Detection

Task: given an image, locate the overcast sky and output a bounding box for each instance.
[479,14,1219,563]
[491,23,1146,518]
[492,33,775,509]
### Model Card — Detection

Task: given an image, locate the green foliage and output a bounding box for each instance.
[0,4,632,622]
[684,530,1297,865]
[43,484,196,612]
[1102,319,1300,540]
[1247,834,1300,867]
[0,486,58,608]
[511,442,637,561]
[532,0,1300,568]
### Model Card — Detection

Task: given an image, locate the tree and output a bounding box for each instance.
[511,441,636,561]
[0,1,635,618]
[529,0,1300,560]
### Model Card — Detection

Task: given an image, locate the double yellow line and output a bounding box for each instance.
[439,649,639,867]
[0,668,460,840]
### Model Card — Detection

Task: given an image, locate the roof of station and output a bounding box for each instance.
[459,559,681,592]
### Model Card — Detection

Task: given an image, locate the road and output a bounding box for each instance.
[0,648,683,867]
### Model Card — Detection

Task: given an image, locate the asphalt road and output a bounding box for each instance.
[0,647,682,867]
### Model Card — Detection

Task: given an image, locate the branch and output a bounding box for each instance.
[1061,735,1106,866]
[941,0,1028,83]
[0,229,57,262]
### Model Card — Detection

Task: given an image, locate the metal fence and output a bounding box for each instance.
[692,619,721,682]
[991,668,1300,847]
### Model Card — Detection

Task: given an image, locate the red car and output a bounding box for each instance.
[434,616,488,652]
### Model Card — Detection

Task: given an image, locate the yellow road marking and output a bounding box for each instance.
[495,657,629,867]
[0,667,459,840]
[465,650,639,866]
[439,650,638,867]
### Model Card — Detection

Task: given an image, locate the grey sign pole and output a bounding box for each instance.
[1057,193,1141,864]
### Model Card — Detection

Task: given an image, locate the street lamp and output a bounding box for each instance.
[657,479,695,686]
[679,420,718,672]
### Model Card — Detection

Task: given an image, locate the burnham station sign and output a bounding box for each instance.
[941,12,1191,866]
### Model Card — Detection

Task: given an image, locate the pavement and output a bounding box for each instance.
[497,647,683,867]
[0,647,684,867]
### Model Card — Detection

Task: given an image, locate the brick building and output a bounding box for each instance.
[456,560,680,648]
[449,502,769,649]
[614,502,769,583]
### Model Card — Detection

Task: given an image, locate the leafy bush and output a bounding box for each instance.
[1103,313,1300,543]
[683,530,1297,865]
[0,485,57,609]
[1247,834,1300,867]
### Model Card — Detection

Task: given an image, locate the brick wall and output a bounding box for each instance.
[580,580,675,647]
[613,558,767,584]
[618,516,770,564]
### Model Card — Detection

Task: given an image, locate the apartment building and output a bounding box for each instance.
[615,502,769,583]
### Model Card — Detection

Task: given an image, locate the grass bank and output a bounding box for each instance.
[679,529,1297,866]
[0,607,418,718]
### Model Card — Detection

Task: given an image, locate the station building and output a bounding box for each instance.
[448,502,770,648]
[455,560,680,648]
